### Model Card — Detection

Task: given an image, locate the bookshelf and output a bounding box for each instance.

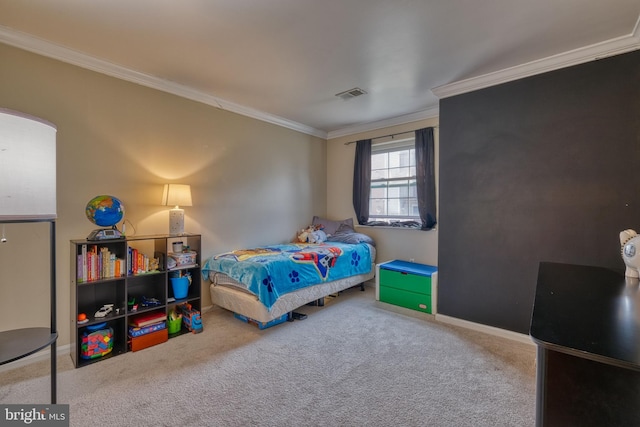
[70,233,201,368]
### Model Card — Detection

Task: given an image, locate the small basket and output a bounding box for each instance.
[168,314,183,334]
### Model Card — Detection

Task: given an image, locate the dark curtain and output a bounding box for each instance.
[415,127,437,230]
[352,139,372,225]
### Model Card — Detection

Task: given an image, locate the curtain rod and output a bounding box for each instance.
[343,126,438,145]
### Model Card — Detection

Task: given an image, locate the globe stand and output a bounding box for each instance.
[85,195,125,241]
[87,225,122,241]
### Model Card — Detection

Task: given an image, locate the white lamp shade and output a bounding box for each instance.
[161,184,192,208]
[0,108,57,220]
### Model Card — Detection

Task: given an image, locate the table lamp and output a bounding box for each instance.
[161,184,192,235]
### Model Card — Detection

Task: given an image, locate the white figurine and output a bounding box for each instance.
[620,229,640,278]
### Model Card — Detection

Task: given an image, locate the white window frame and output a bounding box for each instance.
[368,137,419,223]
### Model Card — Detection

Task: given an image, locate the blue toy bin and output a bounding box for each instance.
[170,277,189,299]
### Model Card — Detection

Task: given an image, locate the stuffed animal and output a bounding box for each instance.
[620,229,640,278]
[297,224,327,243]
[308,229,327,244]
[297,226,312,243]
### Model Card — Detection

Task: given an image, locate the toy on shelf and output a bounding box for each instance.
[128,297,139,312]
[80,322,113,359]
[94,304,114,318]
[168,251,197,268]
[176,302,203,333]
[141,296,162,307]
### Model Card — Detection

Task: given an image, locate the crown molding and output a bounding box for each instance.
[4,17,639,140]
[0,25,327,139]
[432,19,640,99]
[326,106,439,140]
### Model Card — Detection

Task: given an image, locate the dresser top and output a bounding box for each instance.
[530,262,640,370]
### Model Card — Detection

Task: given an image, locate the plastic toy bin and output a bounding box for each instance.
[80,322,113,359]
[168,315,182,334]
[170,276,189,299]
[169,251,197,266]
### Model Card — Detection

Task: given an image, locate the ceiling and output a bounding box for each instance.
[1,1,639,139]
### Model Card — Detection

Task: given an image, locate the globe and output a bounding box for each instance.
[86,195,125,227]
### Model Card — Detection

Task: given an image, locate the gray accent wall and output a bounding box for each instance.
[438,50,640,334]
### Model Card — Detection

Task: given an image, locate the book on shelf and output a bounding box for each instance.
[81,244,87,282]
[129,321,166,338]
[129,311,167,328]
[77,244,125,283]
[127,247,160,275]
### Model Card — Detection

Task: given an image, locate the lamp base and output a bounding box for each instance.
[169,208,185,235]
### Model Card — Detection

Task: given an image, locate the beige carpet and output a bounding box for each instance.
[0,285,536,426]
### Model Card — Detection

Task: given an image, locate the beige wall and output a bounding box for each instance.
[0,44,326,346]
[327,118,439,266]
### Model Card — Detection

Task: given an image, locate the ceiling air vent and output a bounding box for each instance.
[335,87,367,100]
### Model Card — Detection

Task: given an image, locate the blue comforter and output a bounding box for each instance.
[202,242,372,310]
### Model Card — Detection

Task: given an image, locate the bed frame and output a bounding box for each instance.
[207,245,376,323]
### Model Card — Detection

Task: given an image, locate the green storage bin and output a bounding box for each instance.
[167,315,183,334]
[380,286,432,313]
[379,260,437,314]
[379,269,432,295]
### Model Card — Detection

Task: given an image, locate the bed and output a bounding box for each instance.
[202,217,376,324]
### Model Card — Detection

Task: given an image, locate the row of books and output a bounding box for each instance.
[77,245,124,283]
[77,244,160,283]
[129,247,160,276]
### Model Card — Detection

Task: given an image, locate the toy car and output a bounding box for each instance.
[95,304,114,318]
[141,296,161,307]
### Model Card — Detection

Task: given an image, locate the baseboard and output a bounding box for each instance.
[435,314,535,346]
[1,304,531,374]
[2,305,213,372]
[0,343,71,373]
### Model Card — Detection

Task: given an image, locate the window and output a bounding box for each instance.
[368,137,418,223]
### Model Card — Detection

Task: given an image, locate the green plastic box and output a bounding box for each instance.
[378,260,437,314]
